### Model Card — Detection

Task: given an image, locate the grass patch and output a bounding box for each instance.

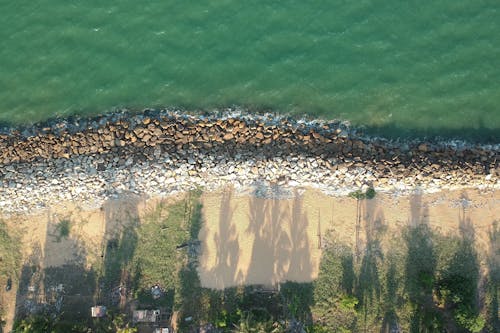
[130,191,203,309]
[0,221,21,280]
[0,220,21,318]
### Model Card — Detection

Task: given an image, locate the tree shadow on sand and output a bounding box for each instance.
[209,187,241,288]
[246,185,290,286]
[246,186,314,287]
[286,189,313,283]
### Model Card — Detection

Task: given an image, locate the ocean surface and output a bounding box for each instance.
[1,1,499,140]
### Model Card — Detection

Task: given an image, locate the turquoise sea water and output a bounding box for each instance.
[1,1,499,140]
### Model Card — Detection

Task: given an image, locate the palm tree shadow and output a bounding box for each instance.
[245,184,294,286]
[209,187,240,288]
[285,189,313,282]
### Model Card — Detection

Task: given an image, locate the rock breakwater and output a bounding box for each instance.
[0,109,498,215]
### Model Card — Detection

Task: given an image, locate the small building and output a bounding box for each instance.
[154,328,170,333]
[91,305,107,318]
[133,309,160,323]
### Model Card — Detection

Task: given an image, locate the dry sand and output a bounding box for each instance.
[197,187,500,289]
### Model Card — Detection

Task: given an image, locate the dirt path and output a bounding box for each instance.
[198,187,500,289]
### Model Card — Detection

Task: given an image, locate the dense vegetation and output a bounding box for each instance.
[6,195,500,333]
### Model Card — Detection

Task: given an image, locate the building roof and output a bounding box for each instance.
[154,328,170,333]
[133,309,160,323]
[91,306,107,318]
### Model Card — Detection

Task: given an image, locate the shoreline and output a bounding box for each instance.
[1,107,499,144]
[0,108,498,215]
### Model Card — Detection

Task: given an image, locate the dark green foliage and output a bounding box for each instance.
[365,188,376,200]
[280,282,313,322]
[434,237,484,332]
[356,240,383,307]
[12,312,89,333]
[453,306,485,333]
[101,222,138,291]
[349,188,376,200]
[55,219,71,241]
[13,312,137,333]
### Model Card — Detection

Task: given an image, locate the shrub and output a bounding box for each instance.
[348,188,376,200]
[365,188,376,199]
[55,219,71,241]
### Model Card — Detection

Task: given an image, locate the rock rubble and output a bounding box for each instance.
[0,108,498,215]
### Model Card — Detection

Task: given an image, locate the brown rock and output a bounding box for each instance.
[418,143,428,152]
[176,136,189,145]
[352,140,365,150]
[311,131,321,139]
[223,133,234,141]
[134,128,145,138]
[262,138,272,145]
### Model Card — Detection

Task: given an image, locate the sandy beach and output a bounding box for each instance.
[198,187,500,289]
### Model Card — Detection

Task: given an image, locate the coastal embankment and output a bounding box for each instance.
[0,109,498,215]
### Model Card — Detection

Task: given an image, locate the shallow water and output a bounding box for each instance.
[1,1,499,140]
